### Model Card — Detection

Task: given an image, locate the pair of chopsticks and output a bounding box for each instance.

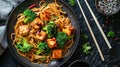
[77,0,112,61]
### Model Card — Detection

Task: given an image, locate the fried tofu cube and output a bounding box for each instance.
[52,49,62,59]
[33,24,40,29]
[31,18,43,29]
[47,37,57,48]
[36,31,46,41]
[19,25,29,36]
[62,28,71,36]
[62,26,74,36]
[33,18,43,25]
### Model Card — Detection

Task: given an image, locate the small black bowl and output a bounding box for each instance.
[95,0,120,16]
[69,60,91,67]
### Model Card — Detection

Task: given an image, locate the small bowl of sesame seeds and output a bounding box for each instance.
[95,0,120,15]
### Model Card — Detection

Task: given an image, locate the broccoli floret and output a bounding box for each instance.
[42,21,57,38]
[42,25,53,38]
[48,26,57,38]
[47,26,53,38]
[48,21,55,27]
[56,32,68,48]
[36,42,50,55]
[16,38,33,52]
[36,49,43,55]
[23,9,36,23]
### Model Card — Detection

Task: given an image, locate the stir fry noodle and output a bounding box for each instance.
[11,0,74,63]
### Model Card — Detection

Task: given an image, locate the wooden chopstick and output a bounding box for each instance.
[84,0,112,49]
[76,0,105,61]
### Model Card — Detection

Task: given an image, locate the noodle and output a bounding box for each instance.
[11,0,74,64]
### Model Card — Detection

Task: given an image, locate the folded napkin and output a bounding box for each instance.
[0,0,24,55]
[0,26,7,55]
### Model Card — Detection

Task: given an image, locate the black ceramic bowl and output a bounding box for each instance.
[6,0,80,67]
[69,60,91,67]
[95,0,120,15]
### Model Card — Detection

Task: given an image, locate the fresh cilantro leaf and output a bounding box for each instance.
[81,34,88,41]
[82,42,91,54]
[69,0,75,6]
[107,30,115,38]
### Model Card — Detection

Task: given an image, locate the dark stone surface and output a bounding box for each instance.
[60,0,120,67]
[0,0,120,67]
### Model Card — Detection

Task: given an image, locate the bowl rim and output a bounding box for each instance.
[69,60,91,67]
[6,0,80,67]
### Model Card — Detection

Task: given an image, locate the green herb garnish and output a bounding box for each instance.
[81,34,88,42]
[82,42,91,54]
[107,30,115,38]
[69,0,75,6]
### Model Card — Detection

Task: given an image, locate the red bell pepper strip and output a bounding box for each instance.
[28,4,37,9]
